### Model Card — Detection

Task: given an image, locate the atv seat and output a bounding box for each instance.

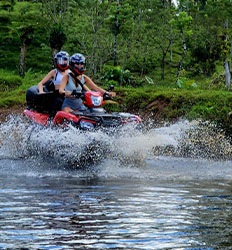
[26,85,56,114]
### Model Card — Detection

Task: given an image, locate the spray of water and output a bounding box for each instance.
[0,115,232,171]
[152,120,232,160]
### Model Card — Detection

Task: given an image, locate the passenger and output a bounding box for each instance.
[38,51,70,112]
[59,53,115,113]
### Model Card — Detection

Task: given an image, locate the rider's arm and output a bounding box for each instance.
[83,84,90,91]
[59,74,71,97]
[38,70,56,93]
[84,75,116,96]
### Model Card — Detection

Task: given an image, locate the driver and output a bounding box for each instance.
[59,53,115,113]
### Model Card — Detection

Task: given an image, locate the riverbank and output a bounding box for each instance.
[1,70,232,135]
[0,105,26,123]
[1,87,232,135]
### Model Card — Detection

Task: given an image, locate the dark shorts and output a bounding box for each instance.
[62,98,87,111]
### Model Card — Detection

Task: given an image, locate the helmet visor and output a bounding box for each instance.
[74,63,85,72]
[57,57,69,65]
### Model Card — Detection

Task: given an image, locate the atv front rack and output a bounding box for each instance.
[71,111,123,128]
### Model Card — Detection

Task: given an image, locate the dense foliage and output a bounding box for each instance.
[1,0,232,85]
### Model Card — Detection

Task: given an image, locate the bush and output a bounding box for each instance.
[0,75,22,91]
[101,65,132,86]
[101,65,148,87]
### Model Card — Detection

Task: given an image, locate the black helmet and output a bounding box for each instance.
[69,53,86,75]
[54,51,69,71]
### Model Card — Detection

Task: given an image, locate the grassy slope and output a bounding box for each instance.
[0,70,43,107]
[115,86,232,126]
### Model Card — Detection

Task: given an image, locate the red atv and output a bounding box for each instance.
[24,84,142,130]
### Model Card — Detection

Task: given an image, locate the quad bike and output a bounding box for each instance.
[23,82,142,130]
[23,82,143,168]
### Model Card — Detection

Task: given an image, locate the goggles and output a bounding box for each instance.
[74,62,85,66]
[57,57,69,65]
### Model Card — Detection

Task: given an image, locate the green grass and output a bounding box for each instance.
[0,69,44,107]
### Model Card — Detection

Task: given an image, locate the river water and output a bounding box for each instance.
[1,116,232,249]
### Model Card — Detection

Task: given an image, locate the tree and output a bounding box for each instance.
[49,25,67,58]
[8,1,47,76]
[0,0,15,11]
[147,0,177,80]
[19,26,34,77]
[40,0,69,60]
[64,0,112,76]
[170,11,192,83]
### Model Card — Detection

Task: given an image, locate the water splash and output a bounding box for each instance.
[0,115,232,170]
[153,120,232,160]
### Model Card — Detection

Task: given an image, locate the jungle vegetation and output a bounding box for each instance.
[1,0,232,131]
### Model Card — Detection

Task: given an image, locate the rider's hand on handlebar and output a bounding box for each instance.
[39,91,54,94]
[65,90,72,97]
[103,91,116,100]
[71,89,82,98]
[109,91,116,97]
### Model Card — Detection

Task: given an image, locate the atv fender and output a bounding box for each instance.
[53,111,79,125]
[23,109,49,126]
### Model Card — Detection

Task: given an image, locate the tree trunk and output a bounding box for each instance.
[89,21,97,75]
[170,27,173,61]
[113,35,117,66]
[113,0,119,66]
[176,32,187,83]
[161,54,166,80]
[18,26,33,77]
[19,42,28,77]
[224,20,231,89]
[230,40,232,70]
[176,49,186,82]
[51,48,58,67]
[161,36,172,80]
[225,59,231,90]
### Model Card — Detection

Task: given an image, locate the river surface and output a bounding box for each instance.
[1,117,232,249]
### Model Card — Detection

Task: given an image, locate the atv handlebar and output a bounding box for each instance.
[38,91,54,95]
[71,89,84,98]
[103,91,112,100]
[107,85,114,92]
[103,85,114,100]
[70,84,114,101]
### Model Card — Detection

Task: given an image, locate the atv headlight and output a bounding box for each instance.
[80,121,95,130]
[91,96,102,107]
